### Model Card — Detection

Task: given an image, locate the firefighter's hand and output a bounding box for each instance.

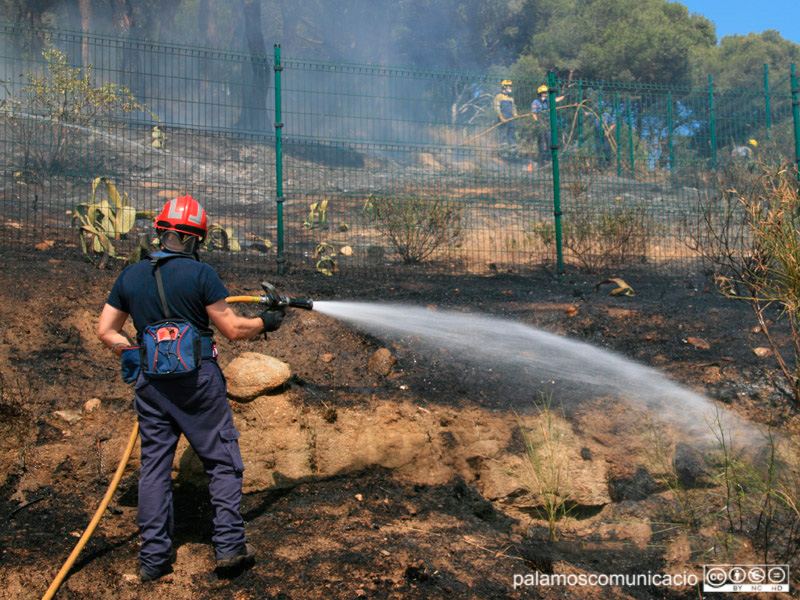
[260,309,284,333]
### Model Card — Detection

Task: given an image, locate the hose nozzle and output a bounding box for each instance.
[261,281,314,310]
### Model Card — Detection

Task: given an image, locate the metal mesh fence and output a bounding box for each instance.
[1,21,798,278]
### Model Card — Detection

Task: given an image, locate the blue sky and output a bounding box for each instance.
[679,0,799,45]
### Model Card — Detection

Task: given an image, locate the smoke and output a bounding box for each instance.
[0,2,504,142]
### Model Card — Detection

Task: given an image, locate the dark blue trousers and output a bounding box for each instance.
[133,360,246,571]
[498,119,516,147]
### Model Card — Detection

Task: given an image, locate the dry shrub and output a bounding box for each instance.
[530,185,650,273]
[367,194,463,263]
[692,161,800,403]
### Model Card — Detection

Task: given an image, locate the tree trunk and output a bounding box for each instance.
[20,0,58,58]
[239,0,270,132]
[112,0,133,35]
[111,0,143,95]
[78,0,92,69]
[198,0,218,80]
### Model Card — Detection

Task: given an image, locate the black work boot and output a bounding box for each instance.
[215,543,256,577]
[139,564,173,582]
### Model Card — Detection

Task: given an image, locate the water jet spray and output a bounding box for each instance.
[313,301,761,445]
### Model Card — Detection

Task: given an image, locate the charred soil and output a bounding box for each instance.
[0,247,798,600]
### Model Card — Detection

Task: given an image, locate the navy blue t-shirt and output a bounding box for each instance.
[106,254,229,339]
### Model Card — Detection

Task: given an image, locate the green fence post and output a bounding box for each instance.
[615,92,622,177]
[626,99,635,175]
[764,64,772,141]
[709,74,717,169]
[274,44,285,275]
[597,89,604,160]
[667,91,674,176]
[577,81,584,149]
[791,64,800,198]
[548,71,564,281]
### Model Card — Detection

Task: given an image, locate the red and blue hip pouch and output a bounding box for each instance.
[120,321,216,383]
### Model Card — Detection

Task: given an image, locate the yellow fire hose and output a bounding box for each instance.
[457,99,617,153]
[42,420,140,600]
[224,295,263,304]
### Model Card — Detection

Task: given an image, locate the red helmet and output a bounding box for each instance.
[155,195,207,240]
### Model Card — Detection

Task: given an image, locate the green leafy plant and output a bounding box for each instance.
[367,194,463,263]
[205,224,241,252]
[72,176,153,267]
[0,43,158,174]
[314,242,337,276]
[303,199,329,229]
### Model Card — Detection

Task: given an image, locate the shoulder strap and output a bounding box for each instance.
[148,250,200,320]
[153,265,172,319]
[150,251,178,319]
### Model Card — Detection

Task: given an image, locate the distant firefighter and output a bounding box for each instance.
[530,85,565,165]
[493,79,518,152]
[731,138,757,160]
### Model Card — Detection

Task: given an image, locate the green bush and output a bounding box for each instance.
[366,194,463,263]
[1,44,156,175]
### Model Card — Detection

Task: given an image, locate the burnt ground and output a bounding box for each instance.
[1,245,799,600]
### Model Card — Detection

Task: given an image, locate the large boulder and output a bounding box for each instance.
[223,352,291,401]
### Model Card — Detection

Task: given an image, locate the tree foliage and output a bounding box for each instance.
[694,30,800,87]
[2,1,798,88]
[520,0,716,84]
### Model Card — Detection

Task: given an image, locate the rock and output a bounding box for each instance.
[685,337,711,350]
[84,398,102,414]
[35,240,55,251]
[479,457,527,501]
[608,466,656,501]
[157,190,184,198]
[54,409,82,425]
[224,352,291,401]
[673,442,710,488]
[368,348,396,376]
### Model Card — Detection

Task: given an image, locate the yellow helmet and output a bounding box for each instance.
[501,79,513,87]
[537,85,548,95]
[747,139,758,147]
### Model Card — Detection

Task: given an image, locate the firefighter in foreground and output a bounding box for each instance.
[493,79,518,152]
[97,195,284,581]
